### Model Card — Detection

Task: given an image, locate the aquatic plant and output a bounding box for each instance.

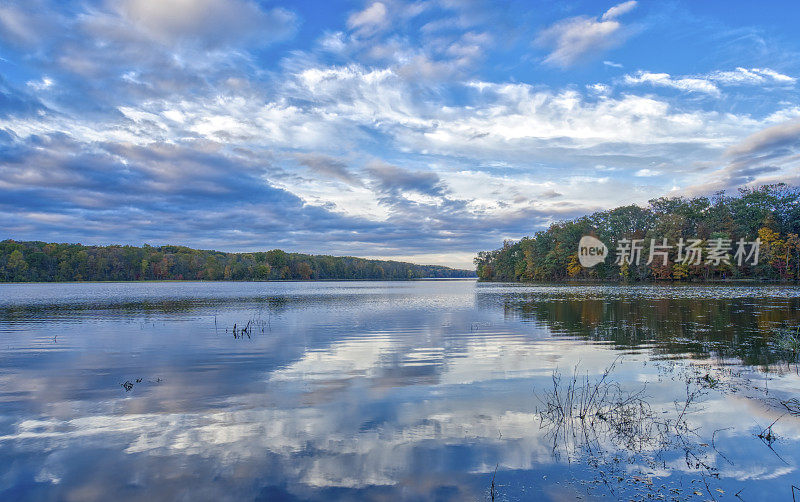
[534,358,729,500]
[773,324,800,362]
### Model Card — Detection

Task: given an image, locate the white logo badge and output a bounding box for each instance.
[578,236,608,268]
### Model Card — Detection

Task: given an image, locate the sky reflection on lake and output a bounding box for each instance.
[1,281,799,501]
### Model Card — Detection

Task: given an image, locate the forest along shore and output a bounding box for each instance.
[0,241,475,282]
[475,184,800,283]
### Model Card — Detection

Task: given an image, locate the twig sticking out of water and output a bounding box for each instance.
[490,463,497,501]
[230,320,252,339]
[756,414,789,465]
[781,398,800,415]
[224,313,273,339]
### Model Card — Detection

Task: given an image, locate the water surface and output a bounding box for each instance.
[1,281,799,501]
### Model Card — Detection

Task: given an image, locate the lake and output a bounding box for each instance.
[1,280,799,501]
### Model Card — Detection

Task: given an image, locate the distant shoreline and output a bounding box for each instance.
[0,277,479,285]
[1,240,476,282]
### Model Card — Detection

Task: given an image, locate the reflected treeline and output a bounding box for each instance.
[0,295,318,324]
[502,294,800,366]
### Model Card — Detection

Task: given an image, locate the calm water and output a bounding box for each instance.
[1,280,799,501]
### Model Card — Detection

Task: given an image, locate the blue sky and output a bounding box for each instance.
[1,0,799,268]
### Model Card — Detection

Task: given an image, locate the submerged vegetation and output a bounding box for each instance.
[535,357,800,500]
[0,241,474,282]
[475,184,800,282]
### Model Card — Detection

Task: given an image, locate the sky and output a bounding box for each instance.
[1,0,799,269]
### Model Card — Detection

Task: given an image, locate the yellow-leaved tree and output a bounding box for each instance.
[566,254,581,278]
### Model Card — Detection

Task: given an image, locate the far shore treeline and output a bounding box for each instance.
[475,184,800,282]
[0,242,475,282]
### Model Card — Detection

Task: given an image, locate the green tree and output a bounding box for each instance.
[7,250,27,280]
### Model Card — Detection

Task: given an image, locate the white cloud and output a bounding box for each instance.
[687,120,800,194]
[116,0,297,47]
[318,31,348,53]
[347,2,388,34]
[624,67,795,96]
[536,1,637,67]
[710,67,795,86]
[601,0,638,21]
[624,71,720,95]
[587,83,611,94]
[431,81,752,150]
[0,3,54,45]
[26,77,54,91]
[725,119,800,158]
[2,63,786,202]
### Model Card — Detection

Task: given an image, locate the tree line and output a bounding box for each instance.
[0,241,474,282]
[475,184,800,282]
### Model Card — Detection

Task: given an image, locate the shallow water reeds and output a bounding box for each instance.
[535,357,660,460]
[535,358,731,500]
[773,324,800,368]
